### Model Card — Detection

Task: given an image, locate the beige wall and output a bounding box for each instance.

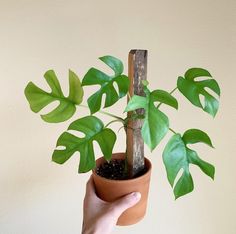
[0,0,235,233]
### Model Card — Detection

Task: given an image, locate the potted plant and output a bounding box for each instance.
[24,50,220,226]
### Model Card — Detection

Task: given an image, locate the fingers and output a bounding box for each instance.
[85,176,109,205]
[111,192,141,216]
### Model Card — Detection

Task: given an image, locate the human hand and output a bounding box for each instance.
[82,176,141,234]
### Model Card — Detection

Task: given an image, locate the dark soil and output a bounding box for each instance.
[95,159,147,180]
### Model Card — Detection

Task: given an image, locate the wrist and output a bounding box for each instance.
[82,221,102,234]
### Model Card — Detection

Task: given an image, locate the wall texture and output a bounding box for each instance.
[0,0,235,233]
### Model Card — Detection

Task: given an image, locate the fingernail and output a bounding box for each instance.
[131,192,141,200]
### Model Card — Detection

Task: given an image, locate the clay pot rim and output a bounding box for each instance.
[92,152,152,183]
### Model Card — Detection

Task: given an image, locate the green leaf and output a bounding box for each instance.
[187,148,215,179]
[52,116,116,173]
[162,134,187,187]
[82,56,129,114]
[182,129,214,148]
[177,68,220,117]
[143,101,169,151]
[185,68,212,80]
[174,170,194,200]
[151,89,178,109]
[124,89,169,151]
[124,95,147,112]
[24,70,83,123]
[68,70,84,104]
[99,55,124,76]
[163,130,215,199]
[142,80,149,86]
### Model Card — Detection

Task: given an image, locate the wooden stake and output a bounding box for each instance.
[126,50,147,178]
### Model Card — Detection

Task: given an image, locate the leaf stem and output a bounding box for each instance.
[99,110,124,122]
[169,87,178,95]
[79,104,125,122]
[104,119,124,128]
[169,128,177,134]
[127,92,132,100]
[156,87,178,109]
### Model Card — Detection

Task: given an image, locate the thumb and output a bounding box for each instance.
[112,192,141,216]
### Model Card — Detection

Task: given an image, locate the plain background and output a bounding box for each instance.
[0,0,235,233]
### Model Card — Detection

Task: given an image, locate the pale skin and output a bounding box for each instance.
[82,176,141,234]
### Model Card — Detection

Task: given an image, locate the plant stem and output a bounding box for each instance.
[156,86,178,109]
[124,128,129,177]
[104,119,124,128]
[99,110,124,122]
[127,92,132,100]
[79,104,124,122]
[169,127,177,134]
[169,87,178,94]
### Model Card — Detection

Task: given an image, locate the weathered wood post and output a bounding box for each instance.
[126,50,148,178]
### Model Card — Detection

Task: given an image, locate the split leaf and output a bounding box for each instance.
[177,68,220,117]
[52,116,116,173]
[163,129,214,199]
[24,70,83,123]
[82,55,129,114]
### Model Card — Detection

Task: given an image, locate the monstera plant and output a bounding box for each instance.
[24,54,220,200]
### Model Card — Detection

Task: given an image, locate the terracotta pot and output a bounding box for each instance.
[92,152,152,226]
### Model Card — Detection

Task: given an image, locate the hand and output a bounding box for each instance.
[82,176,141,234]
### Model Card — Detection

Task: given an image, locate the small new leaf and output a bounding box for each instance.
[24,70,83,123]
[124,95,146,112]
[82,56,129,114]
[177,68,220,117]
[125,87,169,151]
[52,116,116,173]
[142,80,149,86]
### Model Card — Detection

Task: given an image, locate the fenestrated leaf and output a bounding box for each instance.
[185,68,212,80]
[151,89,178,109]
[182,129,214,148]
[162,134,187,187]
[174,169,194,200]
[163,129,215,199]
[162,134,194,199]
[143,101,169,151]
[187,148,215,179]
[183,128,215,180]
[24,70,83,123]
[124,88,169,151]
[99,55,124,76]
[82,56,129,114]
[52,116,116,173]
[177,68,220,117]
[68,70,84,104]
